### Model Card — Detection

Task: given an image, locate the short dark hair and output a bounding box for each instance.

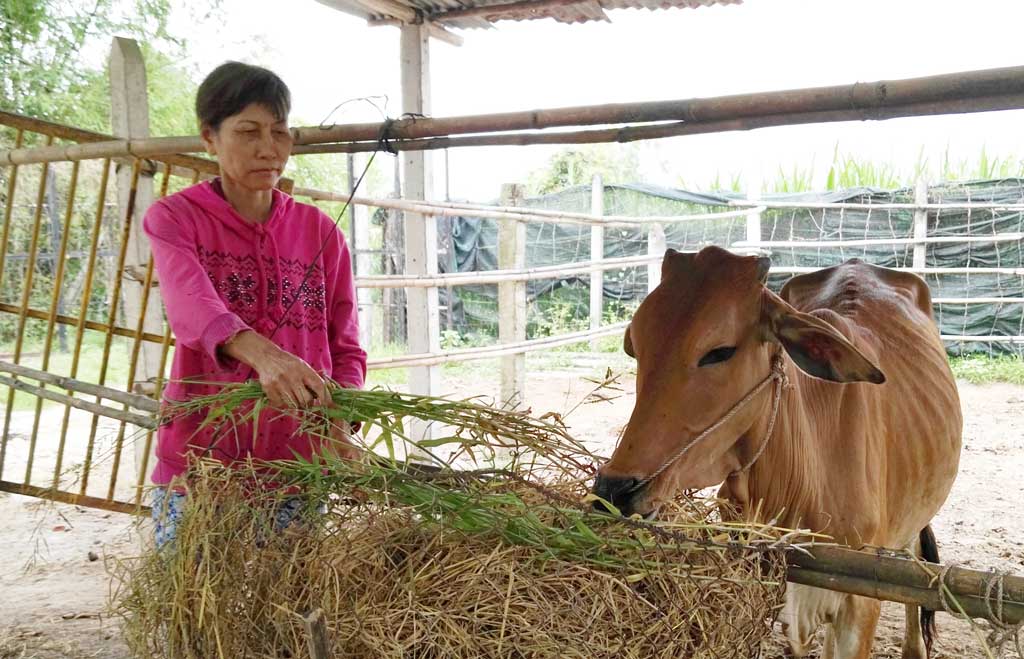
[195,61,291,130]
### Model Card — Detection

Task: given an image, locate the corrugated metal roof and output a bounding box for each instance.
[316,0,739,31]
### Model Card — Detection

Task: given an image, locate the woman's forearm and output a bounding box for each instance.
[220,329,280,369]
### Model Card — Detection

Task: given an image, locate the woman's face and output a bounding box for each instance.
[201,103,292,192]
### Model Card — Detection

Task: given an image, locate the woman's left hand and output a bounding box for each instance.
[326,420,361,462]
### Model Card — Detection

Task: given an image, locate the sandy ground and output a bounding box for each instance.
[1,359,1022,658]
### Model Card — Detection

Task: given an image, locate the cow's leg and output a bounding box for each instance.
[902,603,927,659]
[820,624,837,659]
[830,595,881,659]
[781,621,815,658]
[781,585,841,657]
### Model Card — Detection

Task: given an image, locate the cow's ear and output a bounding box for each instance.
[623,323,635,358]
[760,289,885,384]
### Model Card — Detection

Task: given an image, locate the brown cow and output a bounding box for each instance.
[593,246,962,659]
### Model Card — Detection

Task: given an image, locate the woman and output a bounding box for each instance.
[144,61,366,548]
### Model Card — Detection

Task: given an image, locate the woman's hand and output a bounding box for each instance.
[221,330,329,409]
[326,420,362,463]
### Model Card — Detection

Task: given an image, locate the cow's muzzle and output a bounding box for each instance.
[591,474,647,517]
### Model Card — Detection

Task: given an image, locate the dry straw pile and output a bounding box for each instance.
[113,382,789,658]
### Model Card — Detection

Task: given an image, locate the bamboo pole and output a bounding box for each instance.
[789,545,1024,624]
[288,69,1024,140]
[934,298,1024,304]
[134,324,173,507]
[54,159,113,488]
[132,170,175,506]
[734,233,1024,249]
[81,162,139,496]
[328,193,752,224]
[300,185,1024,223]
[288,91,1024,155]
[356,253,661,288]
[24,88,1022,162]
[367,321,629,369]
[0,128,24,481]
[0,375,157,429]
[0,361,159,413]
[6,67,1024,162]
[0,303,169,344]
[0,479,148,515]
[300,188,749,227]
[354,263,1024,292]
[771,266,1024,276]
[941,335,1024,342]
[0,130,24,292]
[27,161,79,486]
[354,318,1024,371]
[2,140,53,481]
[0,110,217,175]
[731,199,1024,211]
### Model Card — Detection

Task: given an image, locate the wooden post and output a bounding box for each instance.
[346,153,357,258]
[110,37,162,484]
[745,171,762,255]
[302,609,331,659]
[647,223,666,294]
[589,175,604,350]
[400,24,440,446]
[914,179,929,269]
[382,161,406,346]
[498,184,526,407]
[353,200,374,350]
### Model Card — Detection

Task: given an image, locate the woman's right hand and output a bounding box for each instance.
[257,348,330,409]
[221,330,329,409]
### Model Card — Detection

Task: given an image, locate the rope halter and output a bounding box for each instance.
[634,353,790,491]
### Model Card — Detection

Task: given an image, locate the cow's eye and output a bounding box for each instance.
[698,346,737,367]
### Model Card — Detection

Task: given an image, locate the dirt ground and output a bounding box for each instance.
[1,358,1022,658]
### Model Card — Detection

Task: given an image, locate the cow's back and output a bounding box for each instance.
[780,260,962,547]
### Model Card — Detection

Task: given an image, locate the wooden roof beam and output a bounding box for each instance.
[369,18,465,46]
[352,0,419,22]
[427,0,591,22]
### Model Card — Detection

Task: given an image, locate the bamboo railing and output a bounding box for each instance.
[4,65,1024,164]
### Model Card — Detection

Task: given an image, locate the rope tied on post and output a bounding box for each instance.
[983,570,1024,657]
[935,563,1024,657]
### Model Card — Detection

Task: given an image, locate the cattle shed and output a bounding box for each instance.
[1,0,1024,655]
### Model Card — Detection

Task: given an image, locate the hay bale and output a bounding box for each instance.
[114,465,786,659]
[113,383,787,658]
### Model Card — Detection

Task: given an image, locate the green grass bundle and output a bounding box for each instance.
[113,382,789,658]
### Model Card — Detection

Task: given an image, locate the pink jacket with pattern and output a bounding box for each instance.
[143,180,366,485]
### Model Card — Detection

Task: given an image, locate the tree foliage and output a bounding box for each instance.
[527,144,641,196]
[1,1,183,129]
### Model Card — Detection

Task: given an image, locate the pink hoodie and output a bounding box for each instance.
[143,180,367,485]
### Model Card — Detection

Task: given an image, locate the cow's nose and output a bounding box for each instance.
[591,474,644,515]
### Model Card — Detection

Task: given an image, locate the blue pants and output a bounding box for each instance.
[150,487,318,550]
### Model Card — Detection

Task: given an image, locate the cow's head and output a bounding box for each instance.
[592,246,885,517]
